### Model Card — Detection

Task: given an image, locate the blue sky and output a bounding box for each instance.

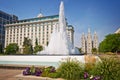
[0,0,120,47]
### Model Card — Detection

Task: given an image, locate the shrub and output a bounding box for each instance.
[91,56,120,80]
[57,58,84,80]
[41,66,57,77]
[82,72,101,80]
[47,72,58,78]
[30,66,36,75]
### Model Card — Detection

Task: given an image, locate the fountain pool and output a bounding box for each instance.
[0,55,85,68]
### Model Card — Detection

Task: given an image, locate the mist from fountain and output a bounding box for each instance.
[37,1,80,55]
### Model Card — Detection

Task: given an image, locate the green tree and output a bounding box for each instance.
[92,48,97,54]
[34,38,43,54]
[99,33,120,53]
[23,37,32,46]
[5,43,19,55]
[23,37,33,54]
[0,43,3,54]
[47,41,49,46]
[78,48,82,53]
[34,45,43,54]
[35,38,38,46]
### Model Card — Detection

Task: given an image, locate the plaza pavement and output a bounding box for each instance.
[0,69,63,80]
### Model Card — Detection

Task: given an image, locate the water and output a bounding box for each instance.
[0,55,86,68]
[0,61,58,68]
[0,55,101,68]
[37,1,80,55]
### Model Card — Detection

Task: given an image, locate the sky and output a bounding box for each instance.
[0,0,120,47]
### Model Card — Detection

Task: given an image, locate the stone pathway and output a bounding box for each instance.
[0,69,64,80]
[0,69,22,80]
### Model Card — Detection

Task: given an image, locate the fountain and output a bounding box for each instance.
[37,1,80,55]
[0,1,101,68]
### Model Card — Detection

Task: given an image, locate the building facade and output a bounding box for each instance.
[5,14,74,53]
[81,29,98,54]
[0,10,18,48]
[115,28,120,34]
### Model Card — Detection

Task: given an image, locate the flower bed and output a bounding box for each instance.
[22,55,120,80]
[23,66,56,77]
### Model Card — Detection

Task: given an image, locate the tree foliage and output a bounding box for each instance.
[35,38,38,46]
[92,48,97,54]
[23,37,32,46]
[33,38,43,54]
[78,48,82,53]
[34,45,43,54]
[99,34,120,53]
[23,37,33,54]
[0,43,3,54]
[91,56,120,80]
[5,43,19,55]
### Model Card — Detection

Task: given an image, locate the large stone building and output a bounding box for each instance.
[115,28,120,34]
[81,29,98,54]
[0,10,18,48]
[5,14,74,53]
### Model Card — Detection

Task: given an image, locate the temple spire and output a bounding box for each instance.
[88,28,90,33]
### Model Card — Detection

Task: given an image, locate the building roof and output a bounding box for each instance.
[37,13,44,17]
[0,10,12,17]
[8,15,59,24]
[115,28,120,34]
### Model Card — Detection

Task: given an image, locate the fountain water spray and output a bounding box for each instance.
[37,1,80,55]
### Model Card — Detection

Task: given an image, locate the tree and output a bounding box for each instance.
[34,45,43,54]
[47,41,49,46]
[23,46,33,54]
[34,38,43,54]
[92,48,97,54]
[78,48,82,53]
[23,37,32,46]
[35,38,38,46]
[99,33,120,53]
[5,43,19,55]
[23,37,33,54]
[0,43,3,54]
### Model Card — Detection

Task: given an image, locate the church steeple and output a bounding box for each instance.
[81,29,99,54]
[81,33,86,53]
[93,31,98,50]
[87,28,92,54]
[88,28,90,33]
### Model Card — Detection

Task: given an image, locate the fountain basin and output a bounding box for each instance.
[0,55,85,68]
[0,55,101,68]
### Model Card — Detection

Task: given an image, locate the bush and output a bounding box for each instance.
[30,66,36,75]
[41,66,57,78]
[91,56,120,80]
[47,72,58,78]
[57,58,84,80]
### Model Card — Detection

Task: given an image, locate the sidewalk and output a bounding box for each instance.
[0,69,63,80]
[0,69,22,80]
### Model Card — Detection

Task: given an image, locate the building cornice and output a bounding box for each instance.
[5,19,58,27]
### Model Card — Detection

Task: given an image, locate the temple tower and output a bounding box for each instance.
[86,28,92,54]
[81,33,86,53]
